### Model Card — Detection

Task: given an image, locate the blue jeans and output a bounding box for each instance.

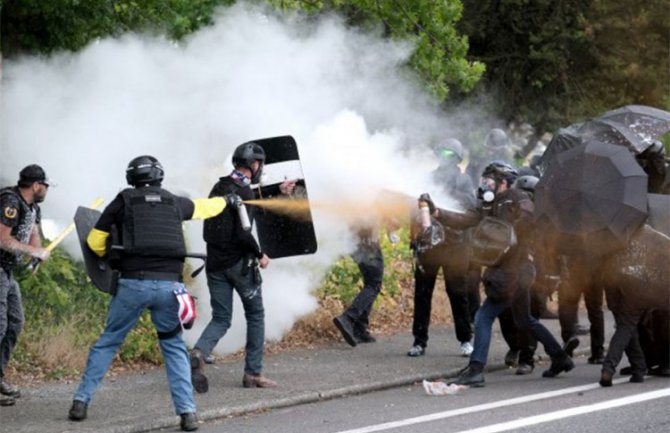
[471,284,563,366]
[74,279,195,415]
[195,259,265,374]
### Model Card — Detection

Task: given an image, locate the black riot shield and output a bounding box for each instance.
[74,206,116,294]
[250,135,318,258]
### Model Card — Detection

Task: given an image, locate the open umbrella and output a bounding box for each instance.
[597,105,670,146]
[535,140,648,255]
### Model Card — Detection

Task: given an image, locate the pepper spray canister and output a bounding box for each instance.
[237,202,252,231]
[419,201,431,229]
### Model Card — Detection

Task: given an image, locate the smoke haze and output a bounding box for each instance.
[0,4,486,354]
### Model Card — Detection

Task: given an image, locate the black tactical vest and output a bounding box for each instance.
[0,187,39,271]
[120,187,186,258]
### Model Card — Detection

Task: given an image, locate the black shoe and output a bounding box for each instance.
[587,354,604,364]
[180,412,199,431]
[542,355,575,378]
[0,380,20,398]
[68,400,88,421]
[575,324,590,336]
[0,395,15,406]
[450,365,485,387]
[407,345,425,357]
[190,349,209,394]
[629,374,645,383]
[599,370,613,387]
[333,315,358,347]
[504,349,519,367]
[516,363,535,375]
[562,337,579,358]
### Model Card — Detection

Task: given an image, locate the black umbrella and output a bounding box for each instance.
[597,105,670,147]
[535,140,648,254]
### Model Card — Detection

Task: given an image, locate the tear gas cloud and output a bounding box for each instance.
[0,4,486,354]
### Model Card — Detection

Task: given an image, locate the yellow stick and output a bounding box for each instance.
[46,196,105,251]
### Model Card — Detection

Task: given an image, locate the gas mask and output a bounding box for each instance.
[477,177,497,203]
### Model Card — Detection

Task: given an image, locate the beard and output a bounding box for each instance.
[33,191,47,203]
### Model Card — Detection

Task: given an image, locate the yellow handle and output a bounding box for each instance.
[46,197,105,252]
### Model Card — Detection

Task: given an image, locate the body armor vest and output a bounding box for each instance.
[0,187,39,271]
[120,187,186,258]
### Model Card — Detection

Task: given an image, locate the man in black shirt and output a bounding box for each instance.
[68,156,229,431]
[191,141,280,392]
[0,165,51,407]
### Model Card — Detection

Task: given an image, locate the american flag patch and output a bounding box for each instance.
[174,285,197,329]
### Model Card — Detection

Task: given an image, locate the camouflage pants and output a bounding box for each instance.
[0,270,24,379]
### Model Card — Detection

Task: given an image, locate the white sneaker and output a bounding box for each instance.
[460,341,474,357]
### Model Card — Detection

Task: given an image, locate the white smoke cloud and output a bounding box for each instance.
[0,3,482,355]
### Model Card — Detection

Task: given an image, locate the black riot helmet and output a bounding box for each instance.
[485,128,509,150]
[232,141,266,184]
[513,175,539,193]
[126,155,164,187]
[482,160,519,185]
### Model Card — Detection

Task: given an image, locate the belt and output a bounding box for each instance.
[119,271,182,282]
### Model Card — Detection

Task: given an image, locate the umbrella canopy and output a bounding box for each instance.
[535,140,648,254]
[539,105,670,173]
[597,105,670,148]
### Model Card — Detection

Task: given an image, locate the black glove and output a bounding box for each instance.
[418,193,435,214]
[224,193,243,210]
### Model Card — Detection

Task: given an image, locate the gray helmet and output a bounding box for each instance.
[126,155,164,187]
[485,128,509,149]
[435,138,463,162]
[232,141,266,183]
[513,175,539,192]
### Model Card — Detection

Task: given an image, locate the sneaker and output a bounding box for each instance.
[180,412,199,431]
[599,370,613,387]
[190,349,209,394]
[516,363,535,375]
[407,345,425,357]
[562,336,580,358]
[0,395,15,406]
[333,315,358,347]
[243,373,278,388]
[450,365,485,387]
[587,354,604,364]
[204,354,216,364]
[0,380,20,398]
[504,349,519,367]
[460,342,474,357]
[542,354,575,378]
[68,400,88,421]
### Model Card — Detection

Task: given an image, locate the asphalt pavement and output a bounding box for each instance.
[0,314,609,433]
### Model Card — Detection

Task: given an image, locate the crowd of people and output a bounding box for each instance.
[1,131,668,431]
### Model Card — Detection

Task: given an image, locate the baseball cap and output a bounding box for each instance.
[18,164,52,187]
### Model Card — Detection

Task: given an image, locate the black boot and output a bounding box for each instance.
[333,315,358,347]
[180,412,199,431]
[68,400,88,421]
[450,362,485,387]
[542,353,574,378]
[190,349,209,394]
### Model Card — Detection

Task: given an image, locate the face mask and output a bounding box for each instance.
[231,170,251,187]
[478,177,497,203]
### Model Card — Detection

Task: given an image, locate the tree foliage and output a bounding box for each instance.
[458,0,669,153]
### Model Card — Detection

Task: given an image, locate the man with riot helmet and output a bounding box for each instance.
[425,160,572,387]
[0,165,51,407]
[190,141,278,392]
[69,155,230,431]
[407,138,476,357]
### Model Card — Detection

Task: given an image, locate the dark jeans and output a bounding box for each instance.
[412,244,472,347]
[344,243,384,332]
[0,271,24,379]
[195,259,265,375]
[471,265,562,366]
[465,263,482,323]
[602,286,648,375]
[559,257,605,357]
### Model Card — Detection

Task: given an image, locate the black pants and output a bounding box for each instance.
[559,258,605,357]
[412,245,472,347]
[344,242,384,332]
[602,287,647,375]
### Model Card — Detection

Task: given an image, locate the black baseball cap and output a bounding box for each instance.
[18,164,51,187]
